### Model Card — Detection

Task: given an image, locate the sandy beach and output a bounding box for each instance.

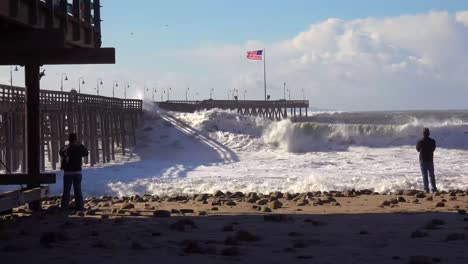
[1,190,467,264]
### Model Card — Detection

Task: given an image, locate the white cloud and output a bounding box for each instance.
[1,10,468,111]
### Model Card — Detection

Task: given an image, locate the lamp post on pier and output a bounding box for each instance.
[161,89,165,101]
[78,77,85,93]
[283,82,286,100]
[60,73,68,92]
[153,88,156,101]
[210,88,214,99]
[243,89,247,100]
[301,88,305,100]
[185,87,190,101]
[124,83,130,99]
[167,87,171,101]
[112,81,118,98]
[95,78,103,95]
[9,65,18,88]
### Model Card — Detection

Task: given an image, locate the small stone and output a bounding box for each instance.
[415,193,426,199]
[434,202,445,208]
[330,202,341,206]
[457,209,466,215]
[261,207,272,213]
[153,210,171,218]
[270,191,283,200]
[412,198,419,203]
[389,198,399,204]
[256,199,268,205]
[197,211,207,216]
[214,190,225,197]
[397,196,406,203]
[321,196,336,203]
[296,199,309,206]
[269,200,283,209]
[171,209,180,214]
[196,193,209,202]
[180,209,194,214]
[404,190,419,196]
[426,196,433,201]
[120,202,135,210]
[211,207,219,211]
[246,197,258,203]
[380,200,391,207]
[229,192,244,199]
[284,193,295,200]
[225,201,237,206]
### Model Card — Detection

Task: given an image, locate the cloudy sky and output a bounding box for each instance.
[1,0,468,111]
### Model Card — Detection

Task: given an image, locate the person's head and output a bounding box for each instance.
[423,128,430,138]
[68,132,77,143]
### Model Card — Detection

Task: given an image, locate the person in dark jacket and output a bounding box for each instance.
[416,128,437,193]
[59,132,89,210]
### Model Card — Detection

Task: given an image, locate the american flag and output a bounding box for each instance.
[246,50,263,60]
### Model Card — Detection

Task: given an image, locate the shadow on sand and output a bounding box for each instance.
[0,211,467,263]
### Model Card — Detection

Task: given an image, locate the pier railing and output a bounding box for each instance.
[0,84,143,173]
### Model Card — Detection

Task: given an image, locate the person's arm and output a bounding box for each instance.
[432,140,436,152]
[80,144,89,157]
[416,140,422,152]
[59,145,68,157]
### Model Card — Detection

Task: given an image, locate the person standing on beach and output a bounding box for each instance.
[416,128,437,193]
[59,132,89,210]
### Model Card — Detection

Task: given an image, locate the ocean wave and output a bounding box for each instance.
[173,108,468,152]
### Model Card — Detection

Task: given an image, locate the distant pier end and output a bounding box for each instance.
[158,100,310,120]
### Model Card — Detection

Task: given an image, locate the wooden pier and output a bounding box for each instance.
[0,84,142,173]
[158,100,310,120]
[0,0,116,210]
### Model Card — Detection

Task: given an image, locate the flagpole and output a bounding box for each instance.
[263,48,267,101]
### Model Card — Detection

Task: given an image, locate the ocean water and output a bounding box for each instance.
[3,103,468,197]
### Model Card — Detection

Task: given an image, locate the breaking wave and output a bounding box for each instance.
[175,109,468,153]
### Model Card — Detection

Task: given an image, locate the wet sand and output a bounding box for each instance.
[1,190,467,264]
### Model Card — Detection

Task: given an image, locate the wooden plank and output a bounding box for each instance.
[0,173,56,185]
[0,186,49,212]
[0,48,115,65]
[0,29,66,49]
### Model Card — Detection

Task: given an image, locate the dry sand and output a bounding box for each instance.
[1,190,467,264]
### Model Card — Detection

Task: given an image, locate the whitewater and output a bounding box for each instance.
[4,103,468,197]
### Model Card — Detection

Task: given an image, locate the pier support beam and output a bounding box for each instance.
[24,63,41,210]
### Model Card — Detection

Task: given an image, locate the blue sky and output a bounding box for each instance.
[102,0,468,48]
[99,0,468,80]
